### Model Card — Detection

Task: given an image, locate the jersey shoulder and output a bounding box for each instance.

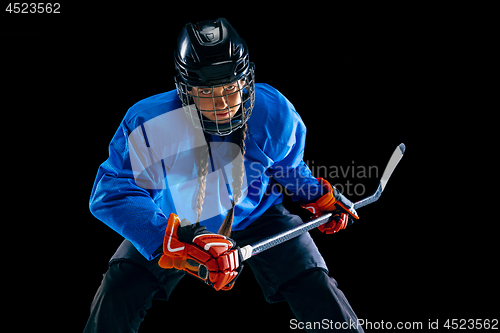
[250,83,306,146]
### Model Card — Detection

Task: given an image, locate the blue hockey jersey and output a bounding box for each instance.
[89,83,323,260]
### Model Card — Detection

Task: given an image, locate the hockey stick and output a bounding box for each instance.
[239,143,406,261]
[353,143,406,210]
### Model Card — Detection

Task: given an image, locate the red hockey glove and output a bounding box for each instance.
[301,178,360,234]
[158,213,242,291]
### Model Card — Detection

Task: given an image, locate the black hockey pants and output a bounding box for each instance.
[83,204,363,332]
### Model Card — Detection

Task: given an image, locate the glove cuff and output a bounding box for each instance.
[300,178,337,216]
[162,213,187,255]
[301,178,359,220]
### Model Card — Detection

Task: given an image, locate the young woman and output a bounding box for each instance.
[84,18,364,333]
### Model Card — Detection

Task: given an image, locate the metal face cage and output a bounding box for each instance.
[175,65,255,136]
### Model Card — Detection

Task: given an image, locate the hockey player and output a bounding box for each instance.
[84,18,364,332]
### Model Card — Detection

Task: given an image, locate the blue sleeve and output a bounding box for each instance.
[267,119,324,203]
[89,122,169,260]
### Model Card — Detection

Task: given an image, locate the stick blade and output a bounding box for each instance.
[354,143,405,210]
[380,143,405,191]
[399,142,406,154]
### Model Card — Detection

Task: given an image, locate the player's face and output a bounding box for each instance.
[189,81,244,123]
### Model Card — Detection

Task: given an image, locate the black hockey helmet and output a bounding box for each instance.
[174,18,255,136]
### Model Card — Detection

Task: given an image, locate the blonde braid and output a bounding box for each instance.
[218,123,247,237]
[195,143,210,223]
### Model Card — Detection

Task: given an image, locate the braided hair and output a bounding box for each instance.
[195,123,248,237]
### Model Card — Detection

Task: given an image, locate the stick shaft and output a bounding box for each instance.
[240,213,332,261]
[239,143,405,262]
[354,183,382,210]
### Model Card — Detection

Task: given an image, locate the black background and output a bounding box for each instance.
[2,3,497,332]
